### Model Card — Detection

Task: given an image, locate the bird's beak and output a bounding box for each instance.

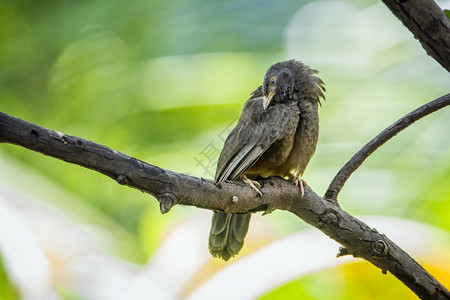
[263,90,275,110]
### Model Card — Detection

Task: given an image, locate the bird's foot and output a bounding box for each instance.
[240,174,262,197]
[291,176,308,198]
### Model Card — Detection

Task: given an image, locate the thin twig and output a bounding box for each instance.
[0,111,449,299]
[325,93,450,202]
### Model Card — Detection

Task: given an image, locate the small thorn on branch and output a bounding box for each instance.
[262,204,275,216]
[337,246,351,257]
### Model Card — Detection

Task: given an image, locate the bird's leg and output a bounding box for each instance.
[240,174,263,197]
[290,175,308,198]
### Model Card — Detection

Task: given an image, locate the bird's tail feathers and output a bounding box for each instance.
[209,212,251,261]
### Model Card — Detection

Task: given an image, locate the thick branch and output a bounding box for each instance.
[0,111,449,299]
[381,0,450,72]
[325,93,450,201]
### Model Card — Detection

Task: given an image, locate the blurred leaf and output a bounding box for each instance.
[0,255,19,300]
[444,9,450,19]
[261,262,417,300]
[0,152,144,263]
[186,217,450,300]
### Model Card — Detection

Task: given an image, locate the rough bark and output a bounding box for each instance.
[381,0,450,72]
[1,110,449,299]
[0,0,448,299]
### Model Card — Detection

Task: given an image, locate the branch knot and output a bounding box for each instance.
[322,210,338,223]
[373,239,389,256]
[159,193,177,214]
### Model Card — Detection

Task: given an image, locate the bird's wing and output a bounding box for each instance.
[215,97,299,181]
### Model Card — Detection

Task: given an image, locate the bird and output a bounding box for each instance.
[208,59,325,261]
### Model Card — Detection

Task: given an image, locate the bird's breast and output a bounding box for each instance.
[285,101,319,178]
[245,100,319,179]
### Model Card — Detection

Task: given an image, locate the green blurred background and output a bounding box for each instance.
[0,0,449,299]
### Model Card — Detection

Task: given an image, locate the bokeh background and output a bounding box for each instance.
[0,0,449,299]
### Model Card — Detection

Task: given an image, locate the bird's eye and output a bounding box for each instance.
[270,77,276,85]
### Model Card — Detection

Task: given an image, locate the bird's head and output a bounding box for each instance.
[261,60,325,110]
[262,61,295,110]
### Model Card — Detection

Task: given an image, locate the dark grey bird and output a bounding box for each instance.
[209,60,325,261]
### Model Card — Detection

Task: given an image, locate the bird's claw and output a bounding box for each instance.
[293,177,308,198]
[241,175,262,196]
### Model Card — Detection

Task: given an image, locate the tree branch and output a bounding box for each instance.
[325,93,450,202]
[1,111,449,299]
[381,0,450,72]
